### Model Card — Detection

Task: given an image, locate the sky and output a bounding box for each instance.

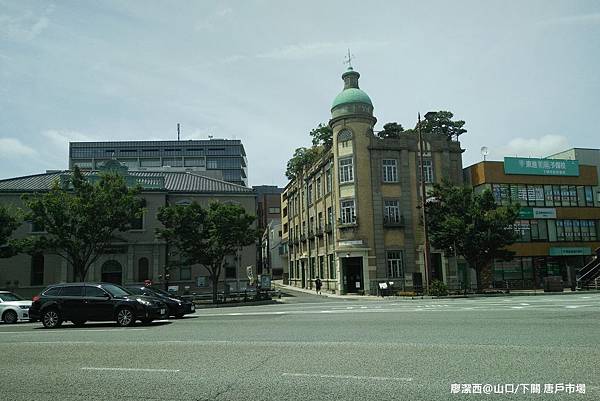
[1,0,599,187]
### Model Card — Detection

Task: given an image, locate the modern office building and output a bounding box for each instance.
[464,157,600,289]
[0,160,256,298]
[550,148,600,205]
[69,139,248,186]
[280,66,464,295]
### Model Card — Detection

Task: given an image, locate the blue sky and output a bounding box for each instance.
[1,0,599,186]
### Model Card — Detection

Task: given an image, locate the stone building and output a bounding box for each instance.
[280,66,464,295]
[0,161,256,298]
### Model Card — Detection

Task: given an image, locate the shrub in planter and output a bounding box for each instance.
[429,280,448,297]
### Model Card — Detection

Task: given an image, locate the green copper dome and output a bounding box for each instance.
[331,87,373,109]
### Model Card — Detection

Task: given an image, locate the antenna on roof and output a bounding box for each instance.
[177,123,180,141]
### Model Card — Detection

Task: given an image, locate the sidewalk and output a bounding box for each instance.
[274,281,600,301]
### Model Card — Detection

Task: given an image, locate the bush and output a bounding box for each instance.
[429,280,448,297]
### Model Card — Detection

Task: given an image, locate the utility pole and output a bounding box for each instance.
[418,112,432,294]
[177,123,180,141]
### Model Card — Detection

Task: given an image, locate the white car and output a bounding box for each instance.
[0,291,33,324]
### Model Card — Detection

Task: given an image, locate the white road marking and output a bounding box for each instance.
[282,372,412,382]
[0,328,148,334]
[12,341,94,345]
[81,367,180,373]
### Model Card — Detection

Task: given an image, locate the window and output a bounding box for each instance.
[316,177,322,199]
[319,256,324,278]
[43,287,61,296]
[340,200,356,224]
[339,158,354,183]
[419,158,433,183]
[30,254,44,286]
[327,207,333,225]
[130,211,144,230]
[328,254,336,279]
[585,186,594,206]
[382,159,398,182]
[180,266,191,280]
[515,220,531,242]
[544,185,554,206]
[326,169,332,193]
[387,251,404,278]
[138,258,150,281]
[530,220,548,241]
[60,286,84,297]
[225,266,236,279]
[86,286,108,298]
[207,159,217,169]
[384,200,401,223]
[308,184,313,206]
[268,207,280,214]
[590,221,598,241]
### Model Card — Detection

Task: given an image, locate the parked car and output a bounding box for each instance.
[0,291,33,324]
[29,282,168,328]
[126,286,195,318]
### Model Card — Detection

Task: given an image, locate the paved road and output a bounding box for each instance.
[1,291,599,400]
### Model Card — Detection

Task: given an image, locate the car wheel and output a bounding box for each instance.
[2,310,18,324]
[72,320,86,327]
[42,309,62,329]
[116,308,135,327]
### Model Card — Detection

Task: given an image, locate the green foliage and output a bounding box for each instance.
[309,123,333,149]
[17,167,144,281]
[0,205,21,258]
[285,146,322,181]
[156,201,256,303]
[429,279,448,296]
[377,122,404,139]
[425,180,519,290]
[418,111,467,140]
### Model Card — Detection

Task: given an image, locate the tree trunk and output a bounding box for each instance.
[211,273,218,304]
[478,263,493,291]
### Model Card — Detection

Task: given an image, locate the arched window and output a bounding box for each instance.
[101,260,122,284]
[138,257,150,281]
[338,129,353,142]
[31,254,44,286]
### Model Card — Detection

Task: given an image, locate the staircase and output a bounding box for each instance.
[576,256,600,289]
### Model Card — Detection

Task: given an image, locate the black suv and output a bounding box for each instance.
[29,283,168,328]
[126,286,195,318]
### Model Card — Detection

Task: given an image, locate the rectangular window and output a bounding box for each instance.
[327,207,333,225]
[340,199,356,224]
[268,207,280,214]
[585,186,594,206]
[384,200,401,223]
[530,220,548,241]
[590,220,598,241]
[130,212,144,230]
[382,159,398,182]
[564,220,574,240]
[515,220,531,242]
[544,185,554,206]
[556,220,565,241]
[581,220,590,241]
[316,177,322,199]
[560,185,571,207]
[419,158,433,183]
[328,254,336,279]
[180,266,191,280]
[517,185,528,205]
[308,184,313,206]
[572,220,581,241]
[387,251,404,278]
[339,158,354,183]
[140,158,161,167]
[326,169,332,193]
[207,160,217,169]
[510,185,520,204]
[319,256,324,278]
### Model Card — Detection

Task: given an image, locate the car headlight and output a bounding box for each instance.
[19,306,30,310]
[136,298,152,306]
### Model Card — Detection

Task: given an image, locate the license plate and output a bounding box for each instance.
[160,309,166,314]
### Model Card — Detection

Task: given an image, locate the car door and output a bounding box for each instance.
[58,286,85,321]
[84,285,114,321]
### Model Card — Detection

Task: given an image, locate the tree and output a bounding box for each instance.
[425,180,519,291]
[17,167,144,281]
[377,122,404,139]
[157,202,256,304]
[0,205,21,258]
[285,146,322,181]
[418,111,466,141]
[309,123,333,149]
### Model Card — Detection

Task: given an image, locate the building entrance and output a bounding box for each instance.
[342,257,363,293]
[101,260,123,284]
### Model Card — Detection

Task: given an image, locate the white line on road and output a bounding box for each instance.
[14,341,94,345]
[81,367,180,373]
[0,328,148,334]
[282,373,412,382]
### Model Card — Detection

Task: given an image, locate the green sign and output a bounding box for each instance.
[504,157,579,176]
[518,207,557,219]
[549,247,591,256]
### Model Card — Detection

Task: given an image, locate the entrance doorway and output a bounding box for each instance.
[342,257,363,293]
[101,260,123,284]
[431,253,443,282]
[301,260,306,288]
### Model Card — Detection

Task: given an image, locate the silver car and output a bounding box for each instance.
[0,291,33,324]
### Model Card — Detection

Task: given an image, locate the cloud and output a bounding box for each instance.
[42,129,94,147]
[195,6,233,31]
[0,138,37,158]
[539,13,600,25]
[0,5,54,42]
[499,135,570,158]
[256,40,389,60]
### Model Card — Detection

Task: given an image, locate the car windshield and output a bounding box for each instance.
[149,287,172,297]
[126,287,144,295]
[0,292,23,302]
[102,284,132,298]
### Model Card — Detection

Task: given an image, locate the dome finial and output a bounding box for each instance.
[344,48,354,70]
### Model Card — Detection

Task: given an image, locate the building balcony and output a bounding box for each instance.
[383,215,405,227]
